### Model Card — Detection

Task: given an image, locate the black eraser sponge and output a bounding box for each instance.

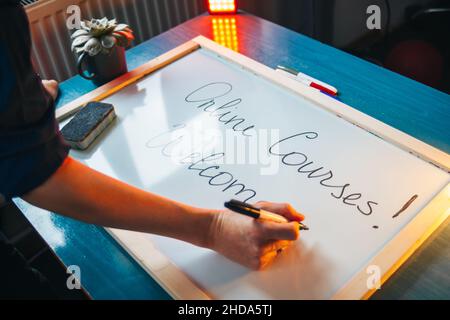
[61,102,116,150]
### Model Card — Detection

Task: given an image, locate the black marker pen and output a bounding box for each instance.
[224,199,309,231]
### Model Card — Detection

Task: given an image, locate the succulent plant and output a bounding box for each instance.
[71,17,134,56]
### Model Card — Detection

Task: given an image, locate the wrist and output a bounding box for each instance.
[187,206,220,249]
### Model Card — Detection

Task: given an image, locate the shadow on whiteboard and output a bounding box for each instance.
[181,241,332,299]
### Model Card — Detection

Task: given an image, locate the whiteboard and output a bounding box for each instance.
[65,40,449,299]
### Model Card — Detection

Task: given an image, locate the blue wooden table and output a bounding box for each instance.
[16,13,450,299]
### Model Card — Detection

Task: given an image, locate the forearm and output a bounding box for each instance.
[23,157,216,247]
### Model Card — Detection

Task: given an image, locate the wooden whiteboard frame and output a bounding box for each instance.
[57,36,450,299]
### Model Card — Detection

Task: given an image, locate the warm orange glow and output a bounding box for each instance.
[212,17,239,51]
[207,0,237,14]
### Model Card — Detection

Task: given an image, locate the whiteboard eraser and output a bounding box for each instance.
[61,102,116,150]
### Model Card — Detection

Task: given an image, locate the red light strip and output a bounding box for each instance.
[208,0,237,14]
[212,17,238,51]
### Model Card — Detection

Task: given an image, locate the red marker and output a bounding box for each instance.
[276,65,338,96]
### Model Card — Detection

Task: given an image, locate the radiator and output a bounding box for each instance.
[25,0,206,81]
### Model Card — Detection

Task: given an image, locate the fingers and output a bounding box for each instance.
[261,240,291,255]
[41,79,59,100]
[42,79,58,88]
[258,251,278,269]
[261,220,300,241]
[252,240,293,270]
[254,201,304,221]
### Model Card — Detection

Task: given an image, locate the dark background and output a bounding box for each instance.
[23,0,450,94]
[240,0,450,94]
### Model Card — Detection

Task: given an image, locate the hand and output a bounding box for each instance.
[207,201,304,270]
[41,79,59,101]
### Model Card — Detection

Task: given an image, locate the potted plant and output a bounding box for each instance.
[71,17,134,85]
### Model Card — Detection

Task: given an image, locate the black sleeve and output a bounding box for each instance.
[0,1,69,204]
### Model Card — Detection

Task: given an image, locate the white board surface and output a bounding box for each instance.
[67,48,449,299]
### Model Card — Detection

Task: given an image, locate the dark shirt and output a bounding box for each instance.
[0,1,69,204]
